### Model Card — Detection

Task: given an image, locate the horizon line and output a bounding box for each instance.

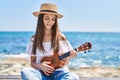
[0,30,120,33]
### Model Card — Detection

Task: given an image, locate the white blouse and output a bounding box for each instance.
[26,40,73,71]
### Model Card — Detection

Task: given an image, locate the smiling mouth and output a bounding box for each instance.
[47,24,52,26]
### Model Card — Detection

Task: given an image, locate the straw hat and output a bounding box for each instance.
[33,3,63,18]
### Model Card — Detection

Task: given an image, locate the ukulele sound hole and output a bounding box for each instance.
[51,58,56,64]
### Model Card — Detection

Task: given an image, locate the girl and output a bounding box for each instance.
[21,3,79,80]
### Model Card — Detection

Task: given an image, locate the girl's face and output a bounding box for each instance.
[43,14,56,30]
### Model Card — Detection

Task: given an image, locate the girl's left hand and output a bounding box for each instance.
[70,50,78,58]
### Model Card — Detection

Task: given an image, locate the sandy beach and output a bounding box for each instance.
[0,57,120,78]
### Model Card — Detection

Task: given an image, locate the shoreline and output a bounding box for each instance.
[0,57,120,78]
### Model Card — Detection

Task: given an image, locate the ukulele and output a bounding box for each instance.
[40,42,92,69]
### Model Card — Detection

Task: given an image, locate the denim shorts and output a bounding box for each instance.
[21,67,79,80]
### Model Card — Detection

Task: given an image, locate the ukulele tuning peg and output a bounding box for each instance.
[84,51,86,53]
[88,50,90,52]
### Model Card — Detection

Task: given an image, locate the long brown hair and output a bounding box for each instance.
[32,14,60,55]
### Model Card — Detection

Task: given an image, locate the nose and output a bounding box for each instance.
[48,19,52,23]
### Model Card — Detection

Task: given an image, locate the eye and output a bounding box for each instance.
[44,17,49,20]
[52,18,56,21]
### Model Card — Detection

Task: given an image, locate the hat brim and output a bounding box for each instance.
[33,12,63,18]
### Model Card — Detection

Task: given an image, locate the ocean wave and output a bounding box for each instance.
[0,53,30,60]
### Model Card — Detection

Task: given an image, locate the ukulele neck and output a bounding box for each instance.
[58,42,92,60]
[58,48,77,60]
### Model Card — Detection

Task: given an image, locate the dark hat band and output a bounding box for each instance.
[40,10,57,13]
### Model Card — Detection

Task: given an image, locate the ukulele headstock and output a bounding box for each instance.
[77,42,92,53]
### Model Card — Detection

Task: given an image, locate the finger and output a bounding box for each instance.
[59,60,65,67]
[73,50,77,57]
[45,68,54,75]
[70,50,77,58]
[43,61,54,70]
[47,67,54,72]
[44,61,51,64]
[45,61,55,68]
[49,67,55,71]
[72,51,76,57]
[59,52,64,55]
[70,51,73,57]
[63,58,67,61]
[61,60,65,63]
[73,52,77,57]
[44,71,50,76]
[43,68,52,76]
[46,69,54,74]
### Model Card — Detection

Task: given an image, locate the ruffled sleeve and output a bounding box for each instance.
[26,41,33,55]
[66,40,73,51]
[59,40,73,53]
[26,37,35,55]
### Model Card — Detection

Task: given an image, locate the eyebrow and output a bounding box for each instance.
[44,15,56,18]
[44,15,49,17]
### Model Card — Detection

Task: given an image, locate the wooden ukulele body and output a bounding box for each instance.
[40,53,62,69]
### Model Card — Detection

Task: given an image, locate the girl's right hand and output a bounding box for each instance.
[39,61,55,76]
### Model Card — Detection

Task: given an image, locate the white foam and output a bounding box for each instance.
[118,56,120,59]
[92,60,102,66]
[0,53,30,60]
[105,56,109,59]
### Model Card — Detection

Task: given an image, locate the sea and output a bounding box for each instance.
[0,31,120,69]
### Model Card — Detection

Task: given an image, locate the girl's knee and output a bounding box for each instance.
[21,68,32,79]
[21,67,42,80]
[21,68,32,75]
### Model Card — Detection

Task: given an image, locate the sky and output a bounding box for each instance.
[0,0,120,32]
